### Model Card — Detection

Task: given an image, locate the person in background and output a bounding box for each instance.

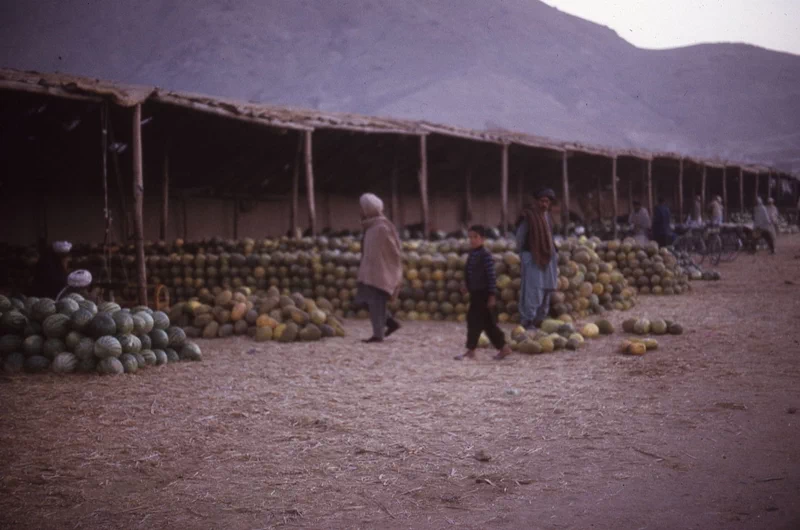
[766,198,780,238]
[691,195,704,225]
[516,188,558,330]
[355,193,403,343]
[708,195,724,226]
[753,197,776,254]
[31,239,70,299]
[651,196,676,247]
[628,200,651,246]
[454,225,511,361]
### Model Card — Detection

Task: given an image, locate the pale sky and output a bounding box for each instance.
[541,0,800,55]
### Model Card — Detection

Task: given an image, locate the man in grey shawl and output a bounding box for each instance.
[516,188,559,329]
[753,197,776,254]
[355,193,404,343]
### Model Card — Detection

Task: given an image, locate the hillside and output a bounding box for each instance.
[2,0,799,171]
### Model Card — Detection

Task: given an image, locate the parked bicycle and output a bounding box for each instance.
[672,225,722,266]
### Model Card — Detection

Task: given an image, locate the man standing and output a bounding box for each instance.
[651,197,675,247]
[628,200,651,246]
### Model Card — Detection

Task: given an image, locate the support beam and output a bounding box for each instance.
[233,200,239,239]
[182,194,188,240]
[290,133,302,238]
[754,171,760,207]
[160,152,169,241]
[721,167,728,222]
[561,150,570,236]
[596,173,602,223]
[418,135,429,238]
[611,156,619,239]
[131,104,147,307]
[304,130,317,236]
[390,166,400,226]
[739,168,745,214]
[501,143,509,235]
[646,159,653,215]
[678,159,684,222]
[701,164,707,214]
[464,169,473,226]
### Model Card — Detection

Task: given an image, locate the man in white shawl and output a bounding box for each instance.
[753,197,776,254]
[628,200,651,246]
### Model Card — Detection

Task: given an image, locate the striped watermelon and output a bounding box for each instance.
[120,354,138,374]
[43,313,71,338]
[56,298,80,316]
[78,300,98,315]
[94,336,122,359]
[138,333,152,350]
[31,298,57,321]
[131,315,147,335]
[70,308,94,332]
[52,352,78,373]
[65,293,85,303]
[0,334,23,355]
[134,353,147,369]
[98,302,121,314]
[167,326,187,347]
[65,331,84,351]
[1,310,28,333]
[0,295,11,312]
[90,314,117,338]
[152,311,170,330]
[149,329,169,349]
[117,334,142,354]
[97,357,124,375]
[153,349,168,365]
[74,337,95,360]
[42,338,67,359]
[141,349,157,366]
[164,348,180,363]
[23,335,44,356]
[179,342,202,362]
[3,352,25,374]
[112,312,134,335]
[135,312,155,334]
[24,355,50,373]
[132,306,153,315]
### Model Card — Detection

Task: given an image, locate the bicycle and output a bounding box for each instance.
[673,225,722,266]
[718,225,743,263]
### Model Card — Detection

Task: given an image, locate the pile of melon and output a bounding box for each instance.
[0,293,202,376]
[594,238,691,296]
[501,316,613,354]
[167,286,346,343]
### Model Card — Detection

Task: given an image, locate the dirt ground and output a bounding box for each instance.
[1,237,799,530]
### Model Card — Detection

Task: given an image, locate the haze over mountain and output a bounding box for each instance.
[2,0,799,173]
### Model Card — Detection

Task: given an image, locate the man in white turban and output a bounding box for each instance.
[753,197,776,254]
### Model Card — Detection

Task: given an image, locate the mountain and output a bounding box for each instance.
[2,0,799,172]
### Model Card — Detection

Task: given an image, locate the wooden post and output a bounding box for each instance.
[611,156,619,239]
[561,150,570,235]
[501,143,509,235]
[390,166,400,226]
[596,173,602,222]
[721,167,728,222]
[738,168,745,214]
[678,159,684,222]
[131,104,147,307]
[767,171,773,200]
[754,171,760,207]
[418,135,429,238]
[304,130,317,236]
[182,194,188,240]
[646,159,653,214]
[160,152,169,241]
[289,134,302,238]
[464,169,473,226]
[233,200,239,239]
[101,102,111,248]
[107,118,129,240]
[701,165,707,213]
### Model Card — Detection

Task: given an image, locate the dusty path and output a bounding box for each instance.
[1,237,799,530]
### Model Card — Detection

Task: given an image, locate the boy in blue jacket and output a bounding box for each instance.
[455,225,511,361]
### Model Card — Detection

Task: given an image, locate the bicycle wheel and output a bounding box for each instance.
[707,234,722,266]
[689,235,706,265]
[720,232,741,262]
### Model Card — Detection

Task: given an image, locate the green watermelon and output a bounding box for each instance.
[31,298,57,321]
[65,293,85,303]
[56,298,79,316]
[90,313,116,338]
[70,308,94,332]
[167,326,187,347]
[131,315,147,335]
[151,311,170,330]
[3,352,25,374]
[42,338,67,359]
[120,353,139,374]
[141,349,157,366]
[132,306,153,315]
[134,353,147,369]
[76,357,97,373]
[117,334,142,354]
[23,335,44,356]
[24,321,43,337]
[74,337,95,360]
[65,331,84,351]
[0,295,12,312]
[153,349,168,365]
[78,300,98,315]
[98,302,121,314]
[0,335,23,355]
[112,312,134,335]
[149,329,169,349]
[97,357,124,375]
[135,312,155,334]
[24,355,50,373]
[23,297,39,314]
[138,334,152,350]
[43,313,71,338]
[52,352,78,373]
[164,348,180,363]
[94,336,122,359]
[1,310,28,333]
[179,342,202,361]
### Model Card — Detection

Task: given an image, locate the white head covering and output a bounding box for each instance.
[756,197,763,206]
[53,241,72,254]
[359,193,384,217]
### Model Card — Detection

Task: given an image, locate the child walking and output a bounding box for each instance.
[455,225,512,361]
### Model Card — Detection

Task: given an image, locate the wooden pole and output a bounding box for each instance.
[464,169,473,226]
[611,156,619,239]
[304,130,317,236]
[701,165,707,213]
[107,118,129,240]
[290,133,302,238]
[767,171,773,200]
[160,152,169,241]
[131,104,147,307]
[739,168,745,214]
[754,171,760,207]
[646,159,653,214]
[101,102,111,248]
[561,150,570,235]
[596,174,602,222]
[678,159,684,222]
[233,200,239,239]
[418,135,429,238]
[721,167,728,222]
[501,143,509,235]
[182,194,188,240]
[390,166,400,226]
